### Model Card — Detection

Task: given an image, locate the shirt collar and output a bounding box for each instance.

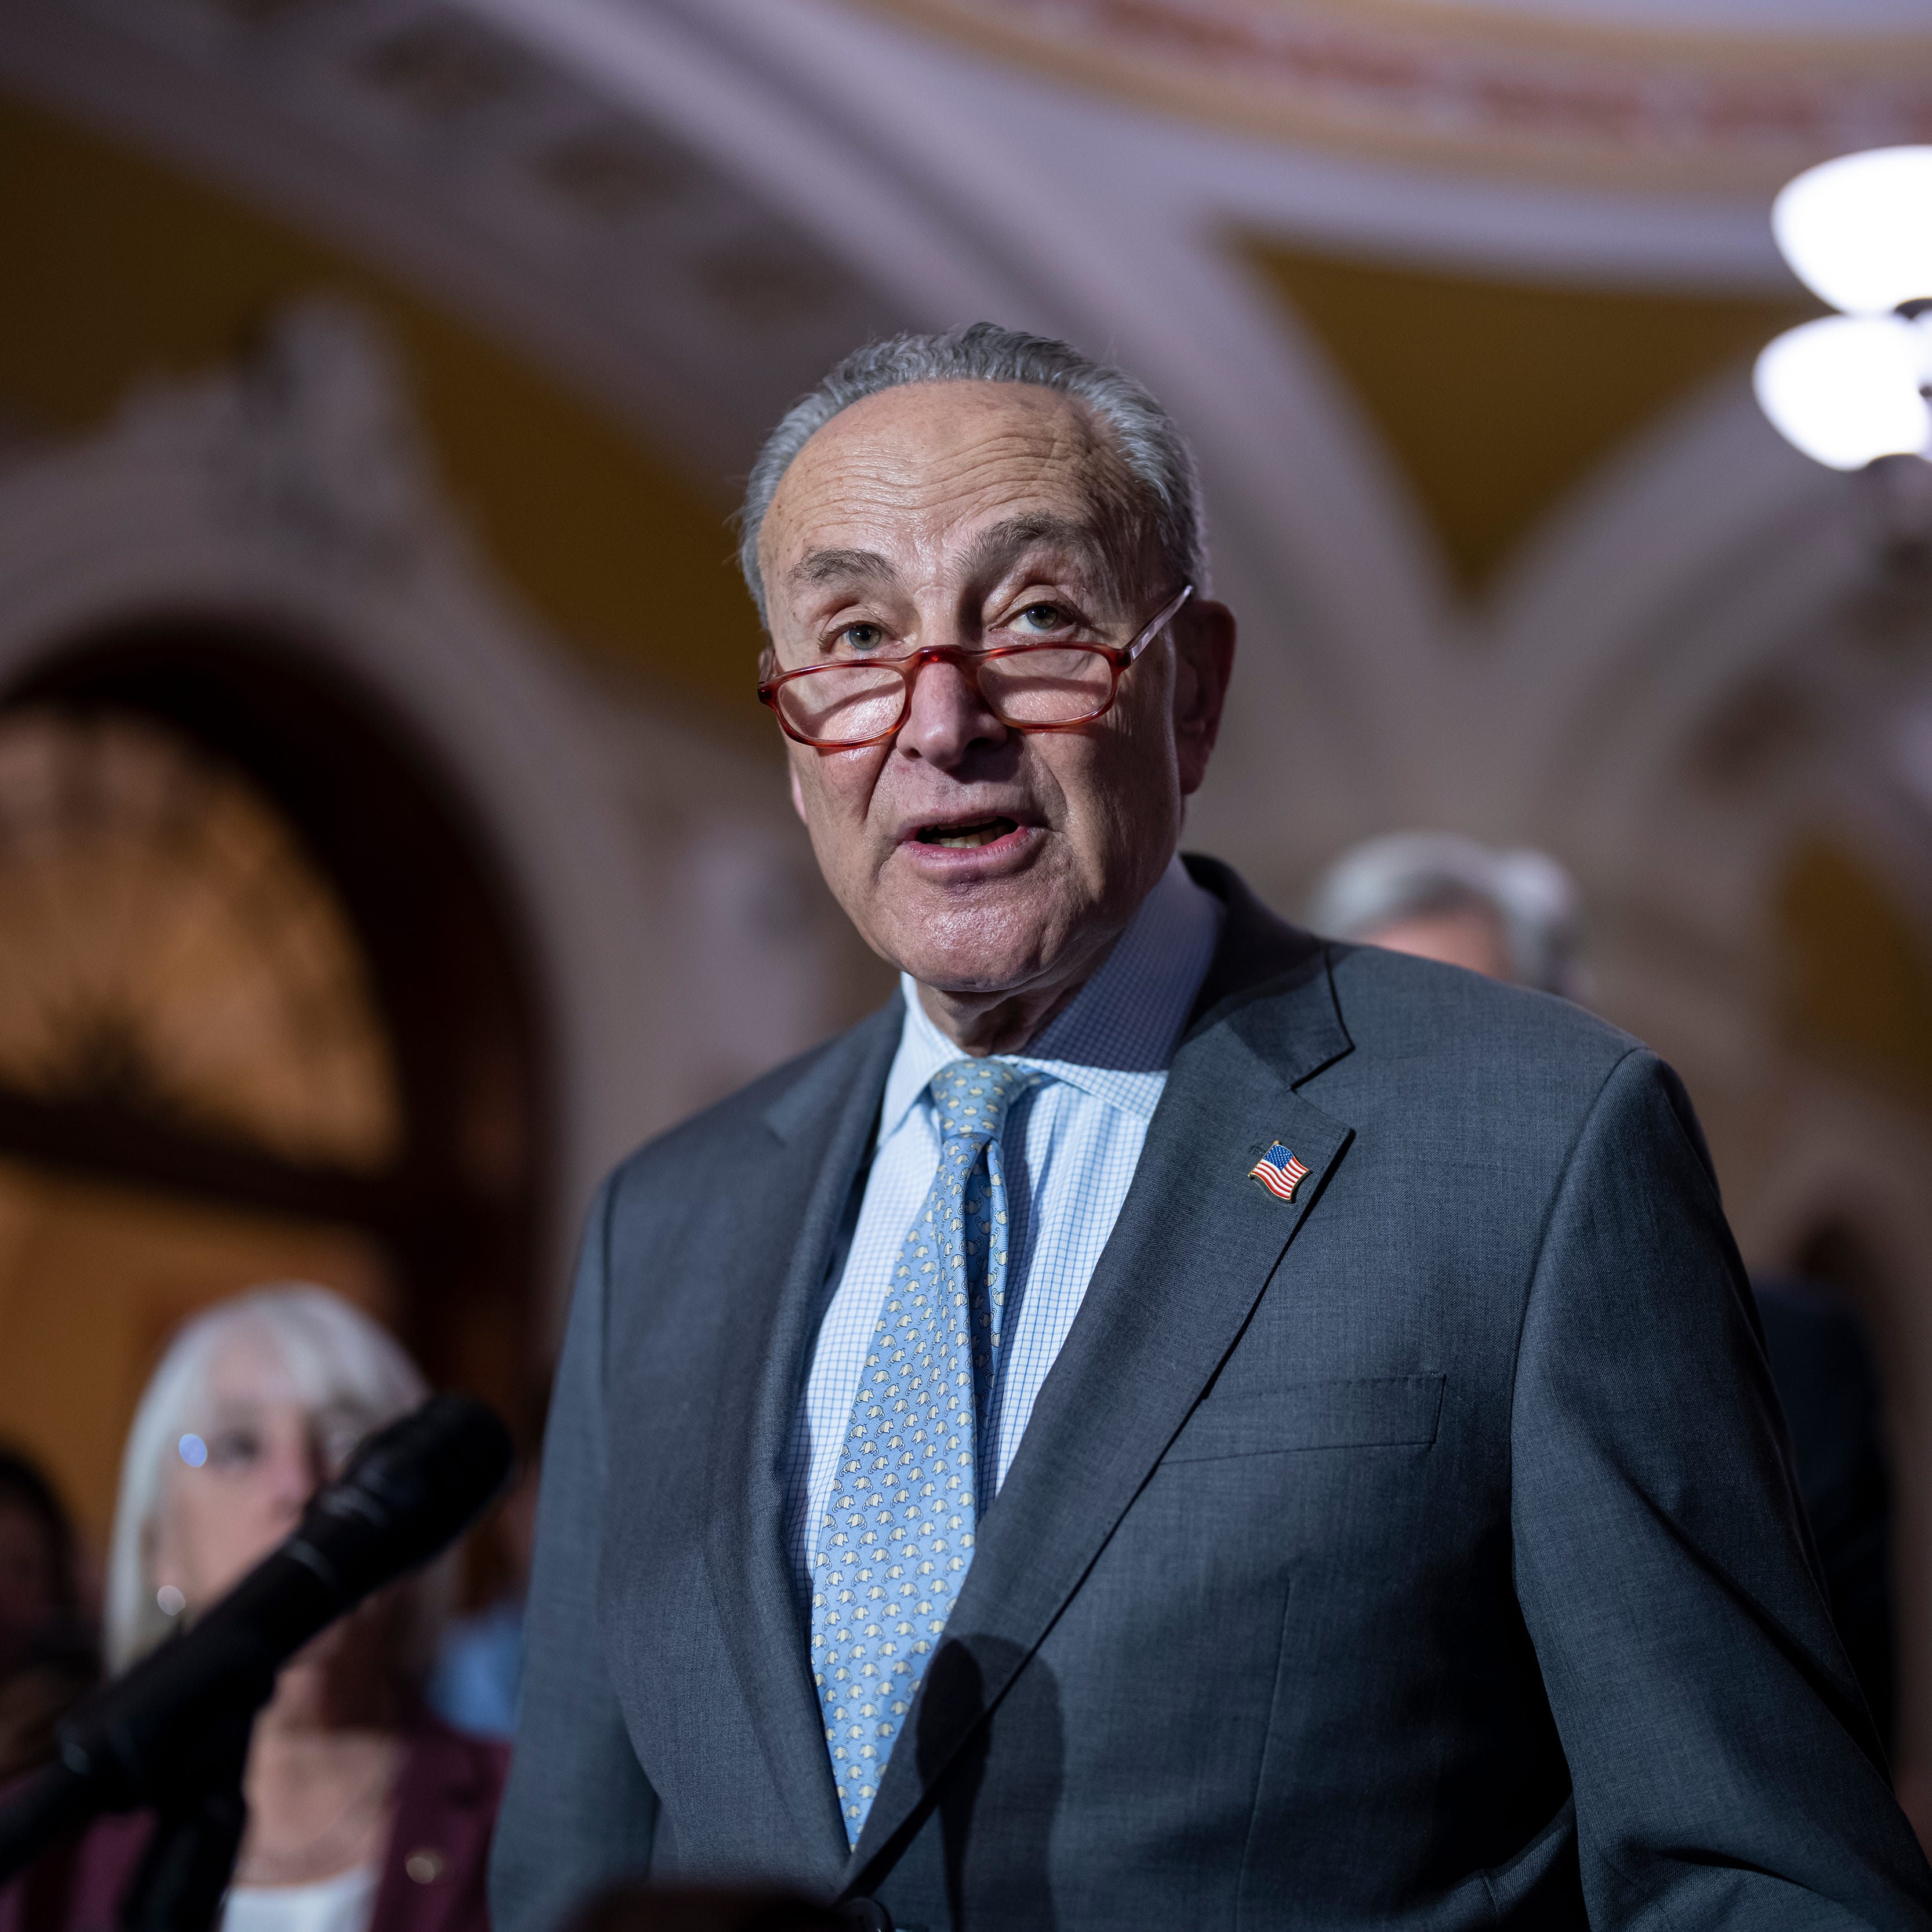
[877,855,1225,1142]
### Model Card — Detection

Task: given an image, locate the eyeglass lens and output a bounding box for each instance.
[775,648,1116,745]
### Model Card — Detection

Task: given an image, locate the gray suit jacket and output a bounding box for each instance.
[492,858,1932,1931]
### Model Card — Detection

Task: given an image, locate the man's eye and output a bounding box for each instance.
[832,622,889,653]
[1014,604,1068,633]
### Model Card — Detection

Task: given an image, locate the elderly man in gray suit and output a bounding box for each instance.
[492,325,1932,1931]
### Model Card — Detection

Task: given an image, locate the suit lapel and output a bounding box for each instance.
[700,1006,900,1888]
[846,876,1356,1886]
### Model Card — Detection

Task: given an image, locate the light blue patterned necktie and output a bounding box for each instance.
[810,1055,1034,1843]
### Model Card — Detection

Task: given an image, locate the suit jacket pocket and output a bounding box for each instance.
[1161,1373,1445,1463]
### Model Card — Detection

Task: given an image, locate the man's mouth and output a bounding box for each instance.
[916,816,1019,850]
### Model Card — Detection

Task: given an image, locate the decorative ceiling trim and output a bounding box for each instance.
[0,0,914,486]
[864,0,1932,189]
[1223,0,1932,59]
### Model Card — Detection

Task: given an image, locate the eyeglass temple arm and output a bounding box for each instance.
[1124,584,1194,664]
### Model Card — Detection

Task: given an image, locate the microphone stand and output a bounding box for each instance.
[113,1704,253,1932]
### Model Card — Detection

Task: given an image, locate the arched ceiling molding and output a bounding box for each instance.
[452,0,1056,335]
[1474,373,1854,808]
[603,0,1865,720]
[1523,517,1869,900]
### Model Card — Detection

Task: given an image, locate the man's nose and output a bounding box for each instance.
[896,653,1007,767]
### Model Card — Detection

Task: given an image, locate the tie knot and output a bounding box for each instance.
[929,1057,1033,1147]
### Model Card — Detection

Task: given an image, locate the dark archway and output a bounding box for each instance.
[0,614,550,1421]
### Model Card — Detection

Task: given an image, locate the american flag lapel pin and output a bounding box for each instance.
[1248,1141,1310,1202]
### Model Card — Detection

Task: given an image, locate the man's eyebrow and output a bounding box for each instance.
[789,547,897,589]
[959,514,1114,585]
[790,517,1121,596]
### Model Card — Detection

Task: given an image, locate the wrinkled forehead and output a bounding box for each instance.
[760,380,1146,603]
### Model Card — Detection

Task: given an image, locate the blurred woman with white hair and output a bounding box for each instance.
[1,1285,506,1932]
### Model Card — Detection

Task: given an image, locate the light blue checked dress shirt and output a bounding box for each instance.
[784,856,1223,1599]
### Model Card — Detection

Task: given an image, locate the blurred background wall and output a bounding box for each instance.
[1,0,1930,1784]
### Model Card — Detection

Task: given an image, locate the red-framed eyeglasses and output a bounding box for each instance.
[757,584,1194,750]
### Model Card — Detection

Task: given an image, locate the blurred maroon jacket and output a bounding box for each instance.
[0,1713,506,1932]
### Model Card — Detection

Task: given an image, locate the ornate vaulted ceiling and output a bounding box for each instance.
[2,0,1930,1181]
[3,0,1874,654]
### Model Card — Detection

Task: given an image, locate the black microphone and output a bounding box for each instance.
[0,1393,513,1883]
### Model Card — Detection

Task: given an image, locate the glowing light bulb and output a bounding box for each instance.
[1773,146,1932,316]
[1753,314,1931,470]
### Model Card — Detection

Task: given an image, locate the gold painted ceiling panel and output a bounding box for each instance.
[1245,238,1819,594]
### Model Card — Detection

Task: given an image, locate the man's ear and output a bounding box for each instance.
[1173,600,1236,797]
[787,750,809,825]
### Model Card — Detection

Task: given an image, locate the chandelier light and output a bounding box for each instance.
[1773,147,1932,318]
[1754,315,1932,471]
[1756,146,1932,470]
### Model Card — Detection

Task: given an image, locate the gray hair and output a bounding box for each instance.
[736,322,1208,627]
[106,1284,446,1673]
[1306,832,1583,998]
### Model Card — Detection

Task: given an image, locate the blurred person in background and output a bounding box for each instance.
[1751,1275,1897,1760]
[1304,829,1583,997]
[0,1451,96,1783]
[0,1285,506,1932]
[1308,831,1900,1757]
[428,1401,543,1742]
